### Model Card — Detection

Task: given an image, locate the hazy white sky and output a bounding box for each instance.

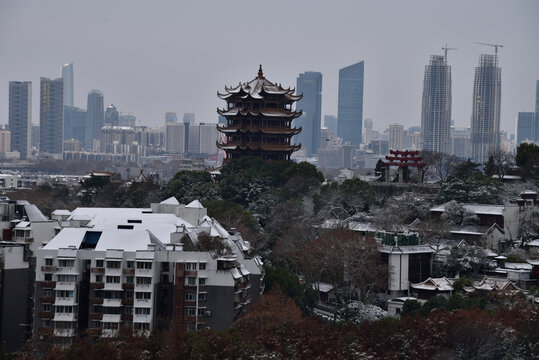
[1,0,538,134]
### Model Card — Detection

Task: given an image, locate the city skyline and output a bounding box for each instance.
[1,1,538,135]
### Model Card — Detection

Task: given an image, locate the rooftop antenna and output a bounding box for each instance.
[441,43,458,62]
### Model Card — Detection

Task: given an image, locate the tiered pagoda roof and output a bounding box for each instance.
[216,66,302,162]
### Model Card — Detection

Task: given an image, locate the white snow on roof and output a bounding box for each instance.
[44,228,85,250]
[431,203,506,216]
[450,230,483,236]
[52,210,71,216]
[230,268,242,279]
[160,196,179,205]
[379,245,435,254]
[313,282,334,293]
[186,199,204,209]
[504,262,532,270]
[410,277,453,291]
[15,221,31,228]
[528,239,539,247]
[527,259,539,266]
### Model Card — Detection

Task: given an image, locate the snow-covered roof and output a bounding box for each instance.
[24,204,48,222]
[527,239,539,247]
[410,277,453,292]
[379,245,435,254]
[160,196,179,205]
[230,268,242,279]
[52,209,71,216]
[186,199,204,209]
[15,221,31,228]
[527,259,539,266]
[468,277,518,291]
[430,203,507,216]
[313,282,334,293]
[504,262,532,270]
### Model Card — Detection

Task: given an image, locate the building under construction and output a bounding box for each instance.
[421,53,452,155]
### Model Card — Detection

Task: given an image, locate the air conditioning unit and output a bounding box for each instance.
[205,310,211,317]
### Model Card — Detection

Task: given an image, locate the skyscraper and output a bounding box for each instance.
[295,72,322,156]
[8,81,32,159]
[40,77,64,156]
[63,106,86,144]
[324,115,338,136]
[338,61,364,149]
[516,112,535,145]
[85,90,104,150]
[470,54,501,163]
[388,124,404,151]
[421,55,452,154]
[105,104,119,127]
[535,80,539,142]
[165,112,178,123]
[61,63,74,107]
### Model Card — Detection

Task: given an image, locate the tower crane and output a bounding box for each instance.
[475,42,504,56]
[442,44,458,62]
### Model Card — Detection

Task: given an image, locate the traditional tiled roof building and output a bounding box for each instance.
[217,65,302,162]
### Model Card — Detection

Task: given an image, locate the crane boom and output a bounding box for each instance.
[475,41,504,56]
[442,44,458,62]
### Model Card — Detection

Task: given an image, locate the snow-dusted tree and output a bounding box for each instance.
[337,301,387,324]
[443,245,490,277]
[441,200,479,226]
[519,208,539,245]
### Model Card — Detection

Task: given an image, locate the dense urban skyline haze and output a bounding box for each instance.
[1,0,538,134]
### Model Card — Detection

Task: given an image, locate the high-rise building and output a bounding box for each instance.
[535,80,539,142]
[388,124,404,151]
[470,54,501,163]
[324,115,338,136]
[199,123,219,155]
[119,114,136,128]
[183,113,195,124]
[0,128,11,154]
[338,61,364,149]
[39,77,64,156]
[421,55,452,154]
[165,112,178,124]
[61,63,74,107]
[166,122,186,153]
[105,104,119,127]
[450,126,471,159]
[516,112,535,145]
[8,81,32,159]
[63,106,86,144]
[86,90,104,150]
[295,72,322,156]
[188,123,200,153]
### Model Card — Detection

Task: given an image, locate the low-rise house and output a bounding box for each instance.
[409,277,454,300]
[34,198,263,345]
[462,277,519,293]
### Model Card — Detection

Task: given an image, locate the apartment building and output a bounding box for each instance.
[34,198,263,345]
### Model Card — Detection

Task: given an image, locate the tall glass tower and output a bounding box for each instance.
[470,54,501,163]
[39,77,64,156]
[295,71,322,156]
[337,61,364,149]
[8,81,32,159]
[421,55,452,154]
[85,90,104,150]
[61,63,74,107]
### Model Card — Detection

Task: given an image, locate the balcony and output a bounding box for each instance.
[122,283,134,290]
[123,268,135,275]
[40,281,56,288]
[37,327,53,336]
[39,311,54,319]
[91,267,105,274]
[90,298,104,305]
[86,328,102,336]
[54,328,76,337]
[41,265,57,272]
[184,270,197,276]
[40,296,55,304]
[24,237,34,243]
[121,314,133,321]
[121,298,133,306]
[89,313,103,320]
[90,282,104,289]
[103,298,122,307]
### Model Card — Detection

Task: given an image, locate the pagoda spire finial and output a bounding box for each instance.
[258,64,264,78]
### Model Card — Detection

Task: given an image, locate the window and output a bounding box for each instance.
[135,307,150,315]
[44,273,52,281]
[95,275,103,283]
[185,262,197,271]
[106,261,121,269]
[127,261,134,269]
[91,320,101,328]
[41,319,51,327]
[58,259,75,268]
[186,277,196,286]
[199,278,206,286]
[102,322,120,330]
[42,303,52,312]
[55,305,74,313]
[57,274,77,282]
[184,292,196,301]
[184,307,196,316]
[197,308,206,316]
[136,262,152,270]
[136,277,152,285]
[126,276,134,284]
[161,262,169,272]
[45,258,53,266]
[124,306,132,314]
[198,293,207,302]
[56,290,74,298]
[198,263,206,270]
[106,276,120,283]
[42,289,53,297]
[124,291,134,299]
[96,259,104,267]
[134,323,150,330]
[135,292,151,300]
